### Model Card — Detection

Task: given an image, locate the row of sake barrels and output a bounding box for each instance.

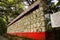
[7,7,45,33]
[17,8,45,26]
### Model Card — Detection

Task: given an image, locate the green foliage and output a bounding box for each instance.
[44,0,60,13]
[0,17,7,35]
[0,0,24,35]
[0,0,24,23]
[8,0,14,3]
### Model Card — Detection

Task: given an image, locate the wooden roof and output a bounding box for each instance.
[7,1,40,27]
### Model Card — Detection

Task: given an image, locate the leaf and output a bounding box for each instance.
[8,0,14,3]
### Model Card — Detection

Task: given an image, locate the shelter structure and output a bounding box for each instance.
[7,0,46,40]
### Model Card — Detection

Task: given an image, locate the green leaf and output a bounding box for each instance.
[8,0,14,3]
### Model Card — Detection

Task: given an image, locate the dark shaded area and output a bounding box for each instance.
[44,7,60,40]
[0,35,8,40]
[46,28,60,40]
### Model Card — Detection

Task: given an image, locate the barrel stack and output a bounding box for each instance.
[7,0,46,40]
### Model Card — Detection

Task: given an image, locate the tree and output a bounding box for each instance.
[0,0,25,35]
[0,17,7,35]
[0,0,24,24]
